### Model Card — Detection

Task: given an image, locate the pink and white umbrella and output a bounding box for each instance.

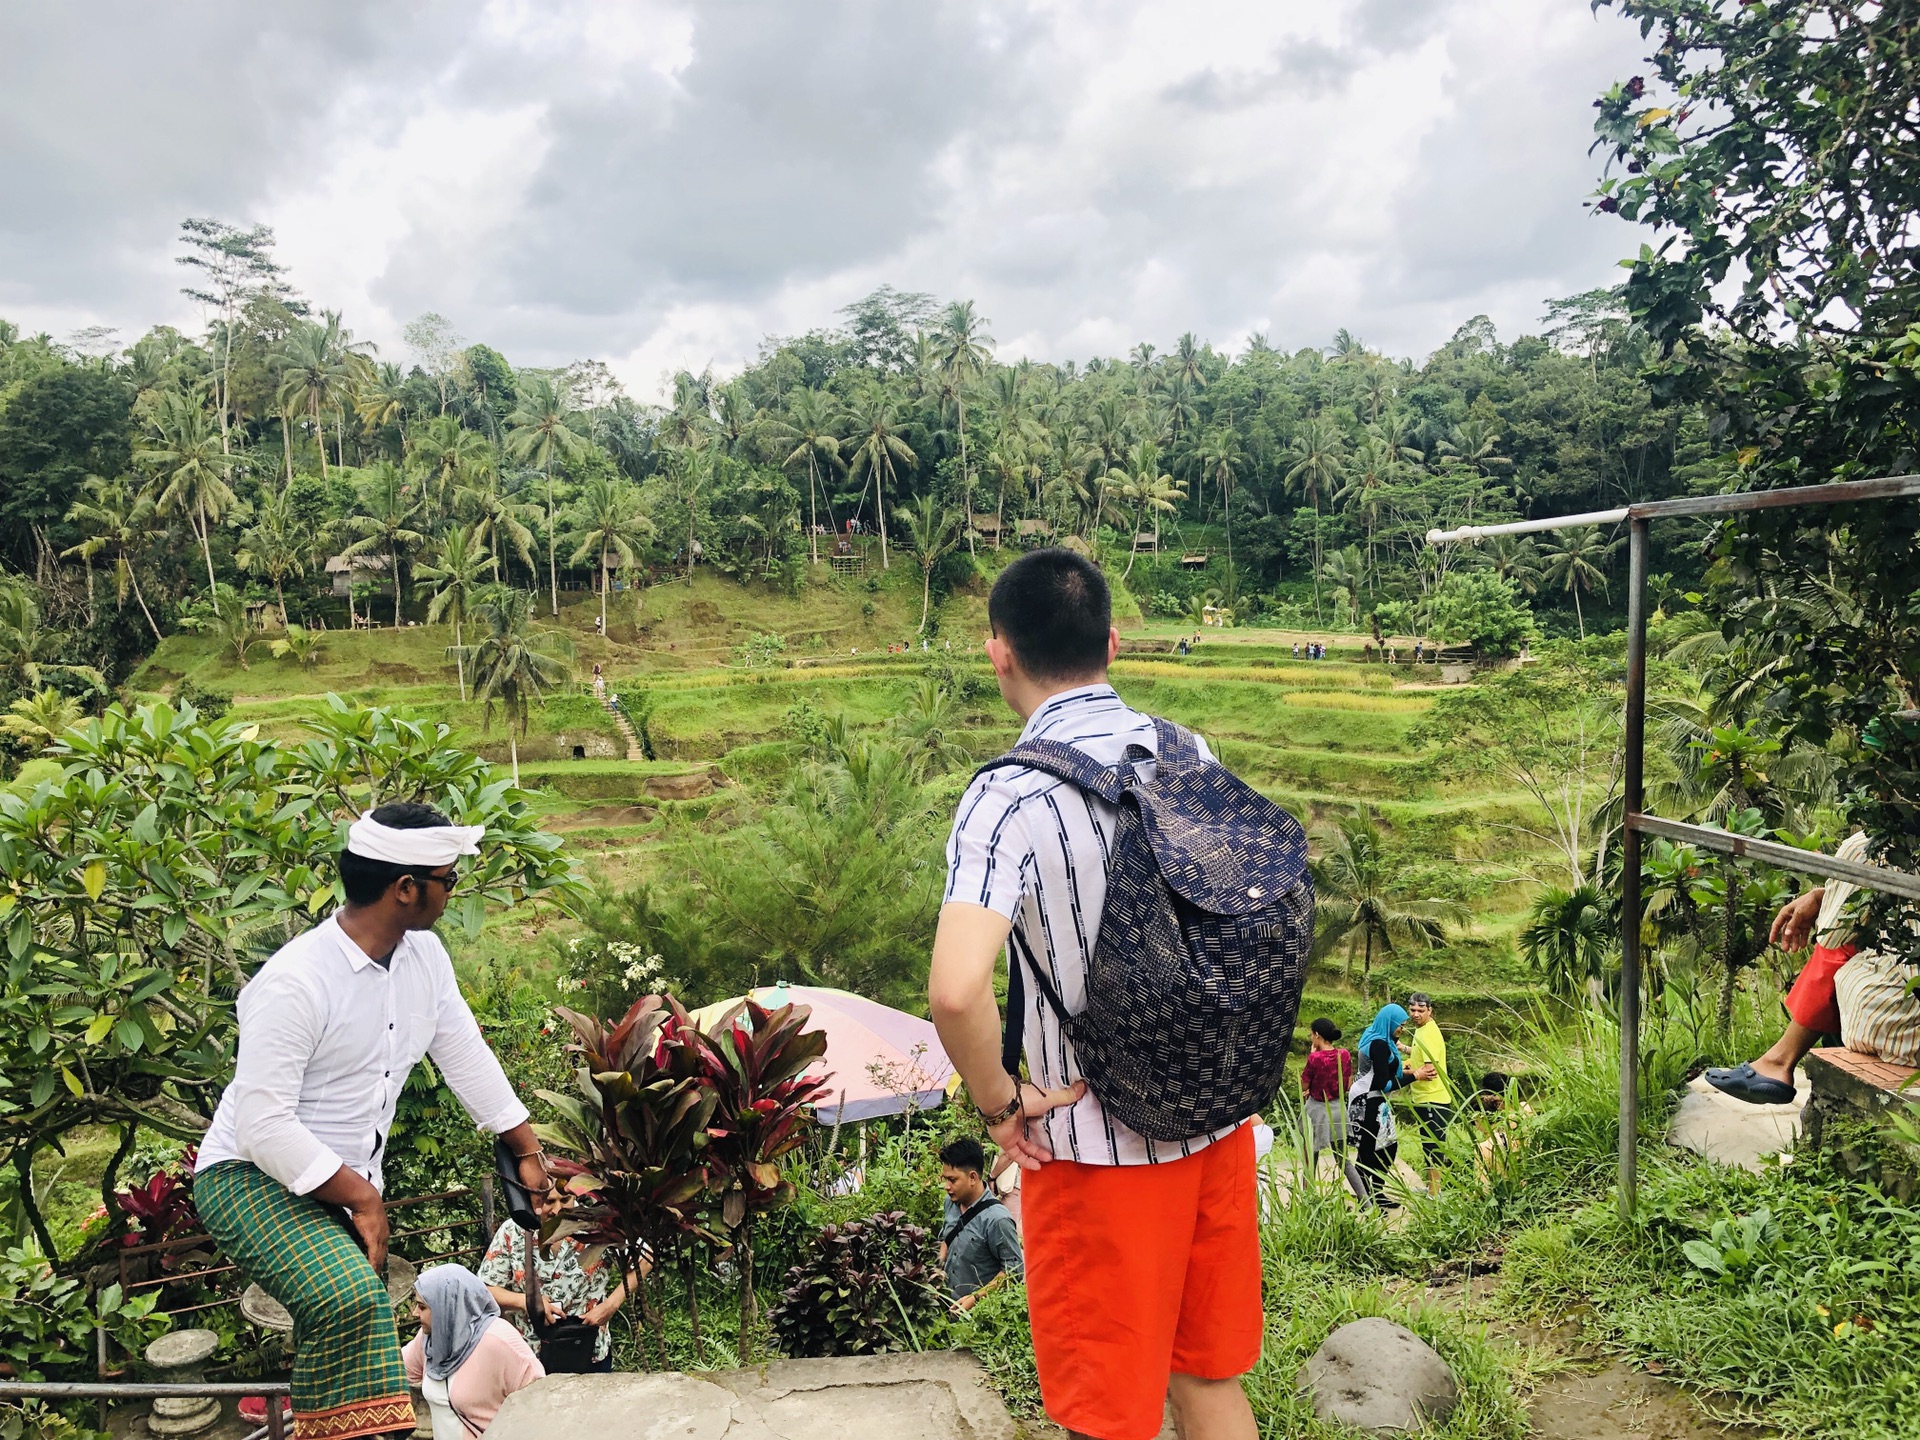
[690,983,954,1126]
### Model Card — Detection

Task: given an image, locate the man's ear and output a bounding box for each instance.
[1105,626,1120,666]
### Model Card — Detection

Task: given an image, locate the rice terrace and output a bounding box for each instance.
[1,3,1917,1438]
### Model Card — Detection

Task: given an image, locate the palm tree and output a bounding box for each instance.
[269,625,327,669]
[568,474,656,636]
[844,384,917,570]
[455,468,539,582]
[236,487,311,625]
[274,317,360,479]
[890,677,973,778]
[1105,440,1184,580]
[1194,428,1244,566]
[767,389,844,563]
[505,375,589,615]
[1482,535,1542,597]
[0,688,85,754]
[1321,546,1366,628]
[1283,417,1347,621]
[1539,528,1621,639]
[901,493,961,634]
[1519,883,1614,1005]
[340,461,426,626]
[1337,433,1398,584]
[933,301,994,552]
[138,391,236,597]
[458,585,575,786]
[1310,808,1452,993]
[416,525,493,701]
[62,474,163,640]
[355,360,412,446]
[409,413,494,524]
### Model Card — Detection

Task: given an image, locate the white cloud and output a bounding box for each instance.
[0,0,1654,398]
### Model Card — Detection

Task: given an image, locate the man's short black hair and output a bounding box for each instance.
[987,548,1111,682]
[1310,1017,1342,1043]
[939,1137,986,1175]
[338,801,454,906]
[1408,992,1434,1009]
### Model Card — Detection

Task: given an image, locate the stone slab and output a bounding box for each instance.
[487,1351,1018,1440]
[1667,1073,1808,1173]
[1301,1317,1458,1433]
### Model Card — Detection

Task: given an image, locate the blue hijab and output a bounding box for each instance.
[1356,1004,1410,1086]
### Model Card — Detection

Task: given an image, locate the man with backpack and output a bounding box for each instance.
[937,1137,1023,1309]
[929,549,1311,1440]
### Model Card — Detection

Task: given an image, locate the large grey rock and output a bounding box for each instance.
[1301,1318,1458,1433]
[487,1351,1018,1440]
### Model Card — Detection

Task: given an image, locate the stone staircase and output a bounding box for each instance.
[601,691,644,762]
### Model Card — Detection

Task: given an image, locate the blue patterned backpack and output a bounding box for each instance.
[979,717,1313,1142]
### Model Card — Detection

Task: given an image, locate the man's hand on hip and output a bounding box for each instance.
[349,1198,390,1277]
[989,1078,1088,1171]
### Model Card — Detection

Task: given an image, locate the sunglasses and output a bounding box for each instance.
[407,869,459,894]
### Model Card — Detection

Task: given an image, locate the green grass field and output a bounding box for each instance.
[128,561,1561,1029]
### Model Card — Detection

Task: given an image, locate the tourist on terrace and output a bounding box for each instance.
[403,1264,543,1437]
[479,1216,644,1372]
[1299,1018,1353,1173]
[194,804,561,1440]
[1345,1004,1412,1210]
[930,549,1265,1440]
[1402,992,1453,1194]
[937,1137,1023,1309]
[1708,831,1920,1100]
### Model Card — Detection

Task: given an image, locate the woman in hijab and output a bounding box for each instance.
[402,1264,544,1437]
[1344,1004,1412,1210]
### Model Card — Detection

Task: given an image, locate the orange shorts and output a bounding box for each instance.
[1022,1122,1263,1440]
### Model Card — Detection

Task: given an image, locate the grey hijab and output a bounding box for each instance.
[416,1264,500,1382]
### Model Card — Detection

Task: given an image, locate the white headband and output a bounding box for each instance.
[346,813,485,867]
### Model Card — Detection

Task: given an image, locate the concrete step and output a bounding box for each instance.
[488,1351,1024,1440]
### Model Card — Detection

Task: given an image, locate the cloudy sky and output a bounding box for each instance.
[1,1,1652,398]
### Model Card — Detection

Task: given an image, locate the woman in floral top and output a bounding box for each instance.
[477,1218,646,1370]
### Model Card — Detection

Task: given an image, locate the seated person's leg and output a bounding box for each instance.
[1708,942,1854,1101]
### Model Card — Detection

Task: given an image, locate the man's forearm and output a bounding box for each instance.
[310,1164,382,1212]
[928,904,1018,1112]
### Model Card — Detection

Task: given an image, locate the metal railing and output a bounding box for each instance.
[1,1380,292,1440]
[1429,473,1920,1217]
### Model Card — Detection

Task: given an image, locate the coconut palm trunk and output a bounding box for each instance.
[197,498,217,597]
[546,464,559,616]
[127,564,161,641]
[391,542,403,626]
[600,540,611,635]
[876,461,891,569]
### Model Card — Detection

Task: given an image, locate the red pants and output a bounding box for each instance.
[1022,1124,1264,1440]
[1784,943,1857,1037]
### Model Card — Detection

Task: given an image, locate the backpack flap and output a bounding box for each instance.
[1135,783,1308,916]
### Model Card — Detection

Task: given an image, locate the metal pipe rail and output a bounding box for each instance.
[1628,814,1920,901]
[1,1379,292,1440]
[1427,472,1920,1218]
[1427,473,1920,545]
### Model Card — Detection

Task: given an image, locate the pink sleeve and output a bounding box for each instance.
[448,1320,545,1430]
[401,1333,424,1388]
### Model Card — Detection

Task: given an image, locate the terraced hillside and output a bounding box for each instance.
[132,572,1555,1045]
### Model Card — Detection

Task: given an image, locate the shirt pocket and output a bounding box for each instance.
[403,1008,438,1066]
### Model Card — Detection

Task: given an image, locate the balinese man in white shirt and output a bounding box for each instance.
[195,803,560,1440]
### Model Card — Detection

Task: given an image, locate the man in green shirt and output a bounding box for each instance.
[1402,992,1453,1195]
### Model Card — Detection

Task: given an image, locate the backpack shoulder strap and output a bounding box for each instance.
[943,1193,1002,1246]
[972,738,1126,803]
[1151,716,1205,772]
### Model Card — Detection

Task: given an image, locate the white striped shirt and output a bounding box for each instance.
[943,683,1241,1165]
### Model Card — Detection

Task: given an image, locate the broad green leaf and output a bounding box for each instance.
[82,860,107,901]
[115,1018,145,1052]
[85,1014,113,1046]
[60,1066,83,1097]
[162,913,188,948]
[29,1072,52,1107]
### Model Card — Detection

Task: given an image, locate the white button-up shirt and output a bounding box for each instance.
[197,914,528,1196]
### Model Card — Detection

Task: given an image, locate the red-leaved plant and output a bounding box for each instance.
[535,993,828,1363]
[686,999,830,1353]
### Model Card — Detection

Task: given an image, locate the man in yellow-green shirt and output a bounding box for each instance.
[1402,992,1453,1194]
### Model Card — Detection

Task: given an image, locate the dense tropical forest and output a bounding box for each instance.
[0,220,1722,702]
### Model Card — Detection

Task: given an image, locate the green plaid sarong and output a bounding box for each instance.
[196,1162,414,1439]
